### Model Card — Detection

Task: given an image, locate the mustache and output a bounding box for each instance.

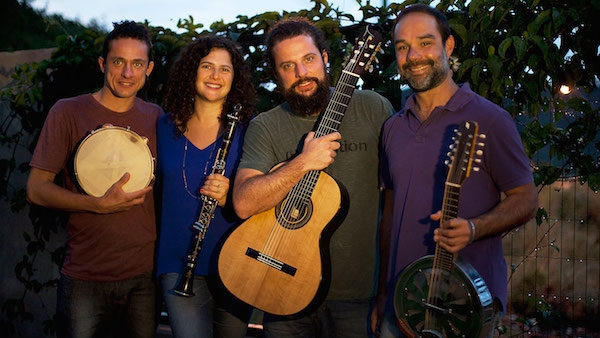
[291,77,320,89]
[402,59,434,71]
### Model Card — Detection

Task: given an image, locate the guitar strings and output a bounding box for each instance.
[425,184,460,330]
[260,41,367,265]
[270,71,356,258]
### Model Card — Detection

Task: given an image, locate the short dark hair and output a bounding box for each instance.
[265,17,329,77]
[162,35,256,130]
[393,4,452,43]
[102,20,153,61]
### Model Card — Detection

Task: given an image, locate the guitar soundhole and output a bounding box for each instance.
[275,198,313,230]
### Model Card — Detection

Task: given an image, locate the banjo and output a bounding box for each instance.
[74,125,154,197]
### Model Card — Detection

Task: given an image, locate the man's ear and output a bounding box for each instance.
[146,61,154,76]
[98,57,106,73]
[445,35,455,57]
[321,50,329,66]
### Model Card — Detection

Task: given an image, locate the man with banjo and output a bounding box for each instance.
[371,4,538,337]
[26,21,162,337]
[229,18,393,336]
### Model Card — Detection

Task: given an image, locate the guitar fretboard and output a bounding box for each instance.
[433,183,461,271]
[289,70,360,202]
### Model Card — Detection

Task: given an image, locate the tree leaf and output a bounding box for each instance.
[498,37,512,58]
[512,36,527,62]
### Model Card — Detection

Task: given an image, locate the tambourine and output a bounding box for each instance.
[74,126,154,197]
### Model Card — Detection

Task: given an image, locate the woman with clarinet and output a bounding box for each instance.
[156,35,256,338]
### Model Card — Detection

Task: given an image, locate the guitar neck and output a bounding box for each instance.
[313,71,360,138]
[289,71,360,200]
[433,183,461,271]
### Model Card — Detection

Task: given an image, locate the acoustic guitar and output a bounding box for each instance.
[218,27,382,316]
[393,121,496,337]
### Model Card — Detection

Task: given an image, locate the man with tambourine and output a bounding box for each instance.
[26,21,163,337]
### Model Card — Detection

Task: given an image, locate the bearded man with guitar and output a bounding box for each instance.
[227,17,393,337]
[372,4,538,337]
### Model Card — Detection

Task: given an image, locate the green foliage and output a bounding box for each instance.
[0,0,99,51]
[1,0,598,335]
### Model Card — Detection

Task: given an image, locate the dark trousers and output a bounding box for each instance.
[56,272,156,338]
[263,300,371,338]
[160,273,250,338]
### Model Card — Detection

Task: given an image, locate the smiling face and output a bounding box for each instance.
[99,37,153,101]
[393,12,454,92]
[194,48,234,105]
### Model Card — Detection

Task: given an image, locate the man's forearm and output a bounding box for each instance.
[471,182,538,240]
[27,178,99,213]
[376,189,395,299]
[233,157,311,219]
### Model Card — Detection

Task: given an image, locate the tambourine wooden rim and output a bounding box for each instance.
[74,126,154,197]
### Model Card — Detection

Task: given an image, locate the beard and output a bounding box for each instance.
[400,52,450,92]
[281,75,330,116]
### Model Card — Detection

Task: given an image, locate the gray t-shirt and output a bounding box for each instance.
[239,90,393,300]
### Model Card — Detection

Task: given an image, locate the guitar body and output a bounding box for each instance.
[218,166,348,316]
[394,256,495,338]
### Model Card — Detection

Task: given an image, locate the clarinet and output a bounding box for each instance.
[171,104,242,297]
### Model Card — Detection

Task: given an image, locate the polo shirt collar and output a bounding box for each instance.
[403,83,475,119]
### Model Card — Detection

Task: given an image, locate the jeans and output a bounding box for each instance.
[378,309,405,338]
[56,272,156,338]
[263,300,371,338]
[160,273,250,338]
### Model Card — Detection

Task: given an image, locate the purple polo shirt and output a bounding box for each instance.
[380,84,533,310]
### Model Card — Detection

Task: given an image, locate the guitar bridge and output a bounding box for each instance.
[245,247,297,276]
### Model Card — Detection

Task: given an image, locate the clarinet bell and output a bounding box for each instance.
[171,273,195,297]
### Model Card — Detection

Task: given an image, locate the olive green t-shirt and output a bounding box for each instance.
[239,90,393,301]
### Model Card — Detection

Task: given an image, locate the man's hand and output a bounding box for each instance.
[370,293,386,336]
[201,173,230,206]
[296,131,341,172]
[431,211,473,253]
[95,172,152,214]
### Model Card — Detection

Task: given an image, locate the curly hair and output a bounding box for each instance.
[265,17,329,79]
[162,36,256,132]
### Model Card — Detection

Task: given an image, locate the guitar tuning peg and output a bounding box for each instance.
[374,57,380,64]
[368,65,374,73]
[478,142,485,147]
[453,128,458,133]
[449,144,454,149]
[472,167,480,172]
[447,152,452,157]
[476,150,483,156]
[479,134,487,139]
[474,159,482,163]
[451,137,456,141]
[444,160,450,166]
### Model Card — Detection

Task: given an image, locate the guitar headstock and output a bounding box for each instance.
[445,121,485,185]
[345,26,382,76]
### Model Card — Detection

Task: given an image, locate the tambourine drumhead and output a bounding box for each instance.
[74,126,154,197]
